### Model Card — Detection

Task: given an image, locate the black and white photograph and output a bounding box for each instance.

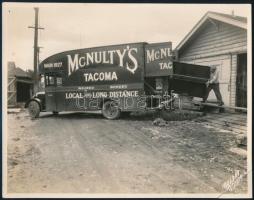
[2,2,252,198]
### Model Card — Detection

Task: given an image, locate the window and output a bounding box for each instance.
[45,73,63,86]
[45,74,55,86]
[56,77,62,86]
[40,75,45,89]
[49,76,54,85]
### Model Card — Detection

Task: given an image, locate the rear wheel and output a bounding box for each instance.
[102,101,121,120]
[28,101,40,118]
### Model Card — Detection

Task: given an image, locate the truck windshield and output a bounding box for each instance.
[45,73,63,87]
[45,74,55,86]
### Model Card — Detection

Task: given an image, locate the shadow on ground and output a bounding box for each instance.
[38,110,205,122]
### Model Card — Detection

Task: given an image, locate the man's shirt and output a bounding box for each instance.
[209,69,219,84]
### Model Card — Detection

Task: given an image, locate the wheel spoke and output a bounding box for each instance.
[102,101,120,119]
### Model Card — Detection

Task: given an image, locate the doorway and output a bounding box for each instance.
[16,81,32,102]
[236,53,247,108]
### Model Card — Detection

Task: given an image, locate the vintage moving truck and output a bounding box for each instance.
[26,42,210,119]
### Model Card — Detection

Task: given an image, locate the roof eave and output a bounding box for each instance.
[209,12,247,29]
[175,12,247,51]
[175,13,210,51]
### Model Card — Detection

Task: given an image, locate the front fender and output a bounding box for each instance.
[25,98,42,111]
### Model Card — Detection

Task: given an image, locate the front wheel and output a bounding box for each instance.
[28,101,40,118]
[102,101,121,120]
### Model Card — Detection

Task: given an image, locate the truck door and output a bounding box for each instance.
[45,73,57,112]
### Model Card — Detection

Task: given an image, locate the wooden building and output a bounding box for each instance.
[175,11,247,107]
[8,62,33,107]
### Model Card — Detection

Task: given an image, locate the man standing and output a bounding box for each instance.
[203,65,224,106]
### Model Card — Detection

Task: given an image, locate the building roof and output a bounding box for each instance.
[8,62,32,78]
[209,11,247,23]
[175,11,247,51]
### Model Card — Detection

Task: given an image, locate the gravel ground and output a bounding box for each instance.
[5,109,248,196]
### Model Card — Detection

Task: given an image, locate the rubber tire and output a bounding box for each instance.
[28,101,40,118]
[102,101,121,120]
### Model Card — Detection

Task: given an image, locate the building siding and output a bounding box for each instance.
[230,54,238,106]
[179,20,247,60]
[178,19,247,106]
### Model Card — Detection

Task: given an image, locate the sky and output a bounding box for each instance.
[3,3,251,71]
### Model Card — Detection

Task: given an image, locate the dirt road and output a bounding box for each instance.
[6,110,248,195]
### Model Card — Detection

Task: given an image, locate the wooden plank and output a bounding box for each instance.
[183,24,246,47]
[8,77,16,87]
[204,122,246,135]
[192,100,247,112]
[183,42,247,58]
[185,44,247,59]
[204,113,247,123]
[207,125,245,135]
[8,92,16,102]
[190,30,246,45]
[205,118,247,131]
[203,119,247,132]
[208,112,247,118]
[186,35,246,53]
[203,113,247,125]
[204,116,247,127]
[204,114,247,123]
[195,33,246,47]
[218,114,247,121]
[181,46,247,61]
[205,114,247,123]
[189,57,230,64]
[193,26,245,42]
[188,40,247,57]
[217,113,247,120]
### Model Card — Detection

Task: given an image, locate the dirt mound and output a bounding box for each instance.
[129,110,205,122]
[152,118,167,126]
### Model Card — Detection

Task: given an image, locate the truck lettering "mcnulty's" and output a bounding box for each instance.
[67,45,138,76]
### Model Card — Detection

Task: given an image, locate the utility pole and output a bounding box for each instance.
[28,7,44,93]
[37,46,43,89]
[37,46,43,67]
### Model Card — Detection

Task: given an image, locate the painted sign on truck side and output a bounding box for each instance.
[145,42,173,77]
[40,43,146,87]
